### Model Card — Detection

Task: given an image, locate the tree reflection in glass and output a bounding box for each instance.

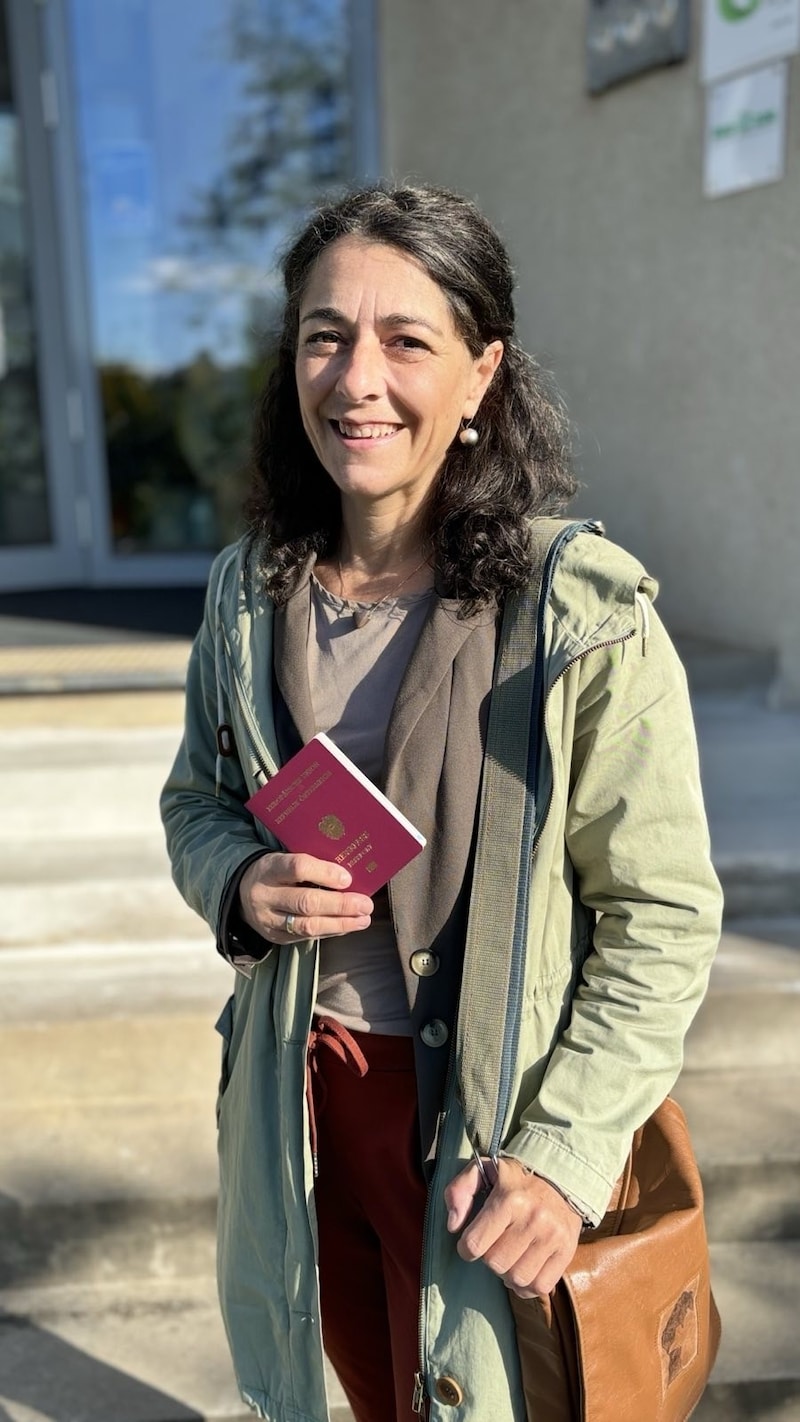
[0,4,50,550]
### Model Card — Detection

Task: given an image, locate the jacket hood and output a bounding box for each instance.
[546,531,658,681]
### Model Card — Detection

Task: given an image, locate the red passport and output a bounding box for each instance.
[245,732,426,894]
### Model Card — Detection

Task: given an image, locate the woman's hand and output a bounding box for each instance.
[444,1158,583,1298]
[238,852,373,942]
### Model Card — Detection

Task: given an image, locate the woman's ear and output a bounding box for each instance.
[464,340,504,418]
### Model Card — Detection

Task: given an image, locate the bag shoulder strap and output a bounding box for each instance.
[456,517,604,1155]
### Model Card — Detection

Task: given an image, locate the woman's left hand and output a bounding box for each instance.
[444,1158,583,1298]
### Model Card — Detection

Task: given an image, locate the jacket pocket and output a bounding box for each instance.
[214,993,235,1125]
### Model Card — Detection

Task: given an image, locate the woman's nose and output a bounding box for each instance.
[334,338,386,401]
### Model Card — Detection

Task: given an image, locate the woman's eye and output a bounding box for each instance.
[392,336,428,354]
[306,330,343,348]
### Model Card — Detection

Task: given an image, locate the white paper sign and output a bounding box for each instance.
[704,62,787,197]
[702,0,800,84]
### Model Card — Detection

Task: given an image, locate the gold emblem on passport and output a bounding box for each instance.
[318,814,345,840]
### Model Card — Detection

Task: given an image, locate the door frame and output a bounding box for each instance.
[0,0,86,590]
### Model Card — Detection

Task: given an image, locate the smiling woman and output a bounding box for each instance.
[161,182,723,1422]
[249,185,576,615]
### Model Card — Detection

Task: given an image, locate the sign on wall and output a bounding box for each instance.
[702,0,800,84]
[587,0,691,93]
[704,60,788,195]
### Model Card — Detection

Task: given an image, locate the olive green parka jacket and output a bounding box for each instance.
[160,526,722,1422]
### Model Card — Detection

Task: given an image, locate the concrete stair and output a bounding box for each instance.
[680,918,800,1421]
[0,723,207,950]
[1,703,799,1420]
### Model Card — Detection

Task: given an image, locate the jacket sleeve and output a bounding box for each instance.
[503,602,723,1224]
[159,550,275,965]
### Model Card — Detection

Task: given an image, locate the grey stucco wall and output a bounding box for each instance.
[378,0,800,702]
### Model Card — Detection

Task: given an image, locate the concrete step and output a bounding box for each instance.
[0,636,191,695]
[0,716,206,951]
[0,940,226,1025]
[678,919,800,1243]
[695,1241,800,1421]
[0,941,226,1290]
[0,877,210,948]
[0,1011,223,1218]
[0,720,203,948]
[717,859,800,921]
[673,636,776,697]
[0,720,182,768]
[0,723,185,949]
[693,694,800,919]
[677,1070,800,1243]
[0,1277,353,1422]
[0,689,186,732]
[683,918,800,1073]
[694,1384,800,1421]
[0,728,180,843]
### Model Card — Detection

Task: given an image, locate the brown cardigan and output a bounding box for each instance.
[273,567,499,1162]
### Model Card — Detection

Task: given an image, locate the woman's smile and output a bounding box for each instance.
[331,418,404,444]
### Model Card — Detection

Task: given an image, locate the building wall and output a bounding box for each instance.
[378,0,800,703]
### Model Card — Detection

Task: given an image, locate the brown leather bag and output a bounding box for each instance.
[509,1098,721,1422]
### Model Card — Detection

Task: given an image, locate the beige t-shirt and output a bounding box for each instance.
[308,575,434,1035]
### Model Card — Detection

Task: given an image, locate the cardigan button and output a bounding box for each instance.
[420,1019,448,1048]
[410,949,440,977]
[435,1375,464,1406]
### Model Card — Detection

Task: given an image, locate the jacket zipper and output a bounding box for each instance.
[413,1046,459,1414]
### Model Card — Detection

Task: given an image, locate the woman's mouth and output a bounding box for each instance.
[331,420,402,441]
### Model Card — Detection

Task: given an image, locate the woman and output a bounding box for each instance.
[161,184,722,1422]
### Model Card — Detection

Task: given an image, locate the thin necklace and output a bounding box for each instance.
[337,556,430,630]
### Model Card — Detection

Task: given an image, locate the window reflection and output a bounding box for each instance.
[68,0,353,554]
[0,0,51,549]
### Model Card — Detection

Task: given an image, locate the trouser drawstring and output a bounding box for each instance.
[306,1016,368,1177]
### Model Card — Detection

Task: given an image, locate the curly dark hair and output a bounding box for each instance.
[246,182,576,613]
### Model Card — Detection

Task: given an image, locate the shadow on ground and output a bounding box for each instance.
[0,588,206,643]
[0,1312,204,1421]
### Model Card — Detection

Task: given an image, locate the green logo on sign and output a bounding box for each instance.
[717,0,760,20]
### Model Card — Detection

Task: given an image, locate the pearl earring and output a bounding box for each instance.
[459,420,479,447]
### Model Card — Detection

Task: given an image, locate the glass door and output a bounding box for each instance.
[63,0,360,583]
[0,0,84,589]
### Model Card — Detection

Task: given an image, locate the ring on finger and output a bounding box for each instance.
[284,912,296,936]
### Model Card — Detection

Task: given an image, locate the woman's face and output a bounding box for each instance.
[295,237,502,522]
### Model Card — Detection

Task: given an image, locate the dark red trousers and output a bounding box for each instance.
[309,1020,429,1422]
